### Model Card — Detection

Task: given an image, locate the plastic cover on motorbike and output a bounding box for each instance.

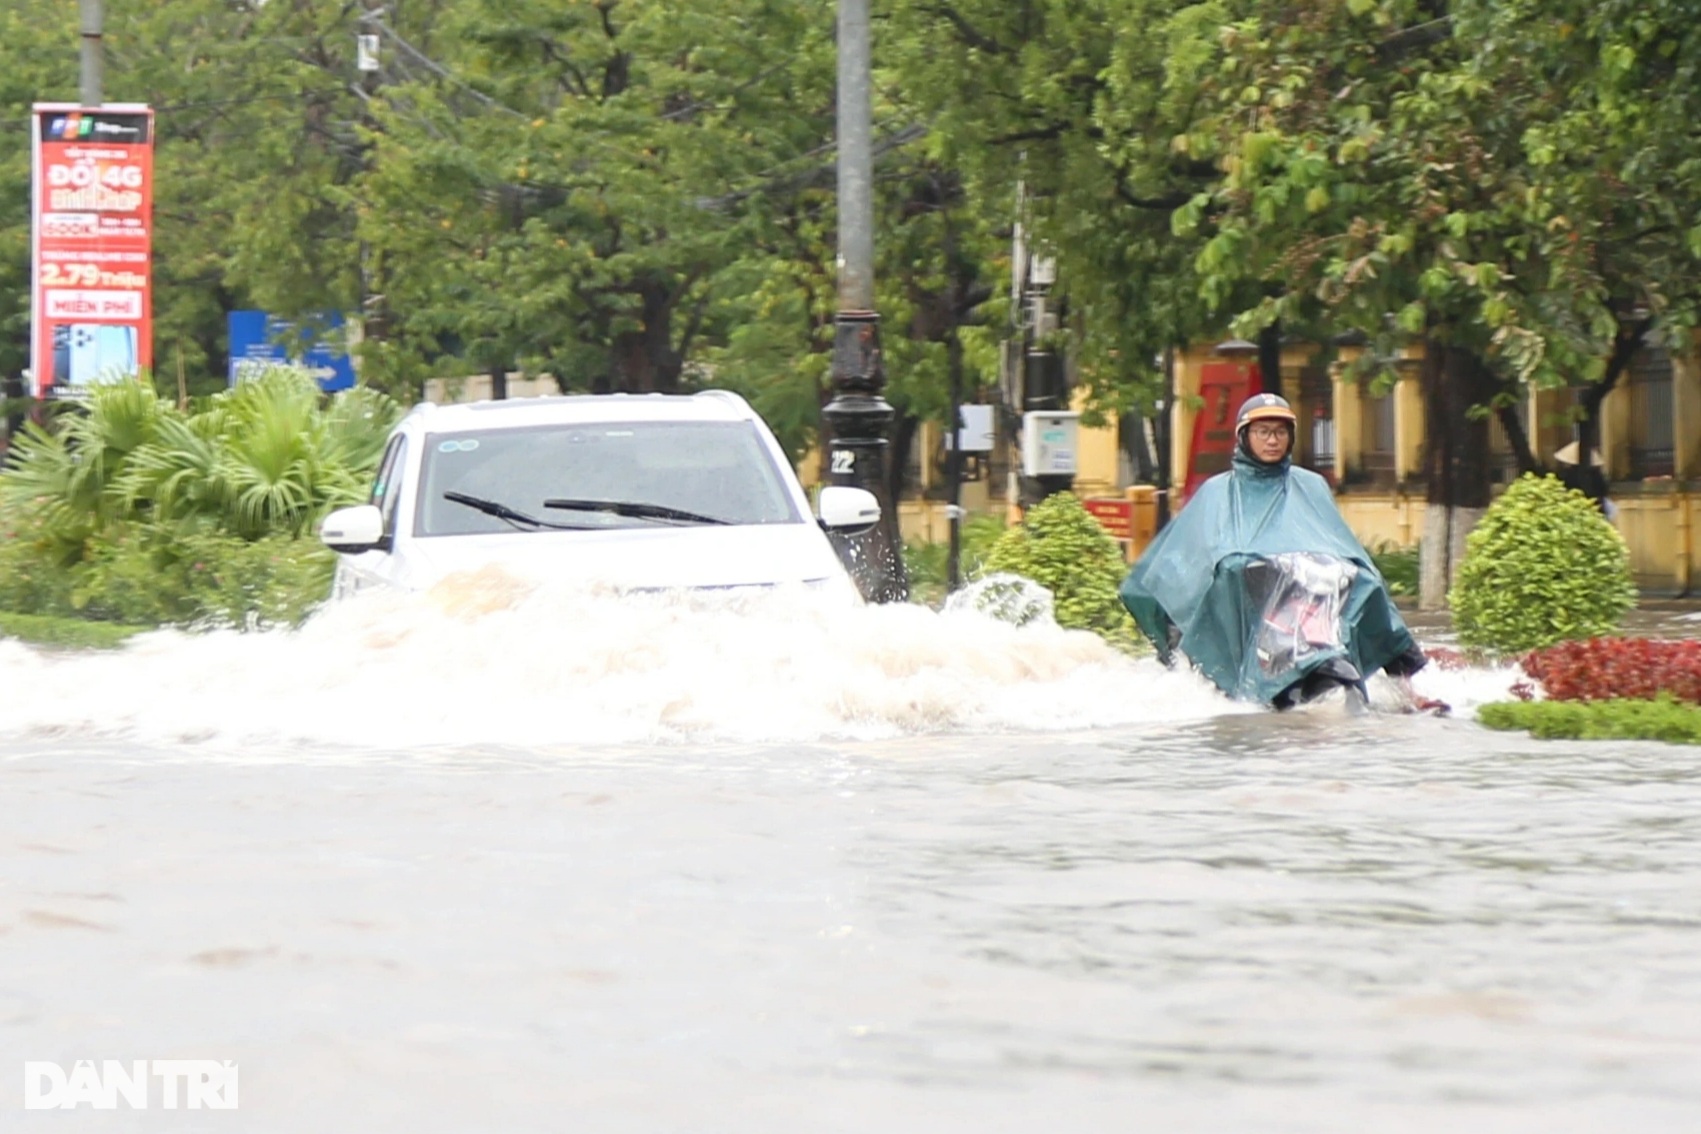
[1120,451,1420,704]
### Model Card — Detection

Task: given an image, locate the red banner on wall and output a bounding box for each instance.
[30,103,155,398]
[1182,361,1259,504]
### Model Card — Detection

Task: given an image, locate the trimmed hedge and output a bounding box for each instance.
[0,611,147,650]
[1479,696,1701,744]
[983,492,1140,649]
[1450,474,1635,653]
[0,503,337,630]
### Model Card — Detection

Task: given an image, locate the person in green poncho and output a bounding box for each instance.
[1121,393,1428,709]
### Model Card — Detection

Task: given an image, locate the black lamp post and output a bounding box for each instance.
[821,0,907,602]
[1155,347,1175,530]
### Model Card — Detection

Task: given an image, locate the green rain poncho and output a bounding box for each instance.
[1120,449,1422,705]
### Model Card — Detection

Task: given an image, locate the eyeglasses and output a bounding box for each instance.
[1247,424,1290,441]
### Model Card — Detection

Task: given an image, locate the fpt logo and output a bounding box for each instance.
[46,115,95,140]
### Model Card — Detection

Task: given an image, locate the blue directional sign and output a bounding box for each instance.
[227,310,356,392]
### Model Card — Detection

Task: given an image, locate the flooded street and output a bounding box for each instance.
[2,590,1699,1131]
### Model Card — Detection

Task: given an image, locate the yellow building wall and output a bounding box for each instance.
[1070,388,1123,500]
[1328,489,1697,595]
[1336,495,1427,552]
[1676,349,1701,482]
[1612,491,1694,594]
[833,332,1701,593]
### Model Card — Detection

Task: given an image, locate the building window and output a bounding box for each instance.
[1627,340,1675,479]
[1297,364,1334,477]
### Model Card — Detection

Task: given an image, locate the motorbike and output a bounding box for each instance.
[1243,552,1369,710]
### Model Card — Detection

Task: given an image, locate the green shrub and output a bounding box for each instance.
[1369,540,1419,597]
[0,369,390,631]
[0,611,147,650]
[1449,473,1634,654]
[0,499,79,618]
[175,529,337,628]
[904,513,1008,606]
[71,526,335,628]
[1478,696,1701,745]
[3,369,398,545]
[983,491,1139,648]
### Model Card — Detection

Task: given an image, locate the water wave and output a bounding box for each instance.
[0,571,1529,750]
[0,571,1242,749]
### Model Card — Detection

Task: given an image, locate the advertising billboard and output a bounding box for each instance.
[30,103,155,398]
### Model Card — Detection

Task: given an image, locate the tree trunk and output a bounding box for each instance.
[1419,340,1495,610]
[1577,316,1650,463]
[489,362,508,401]
[609,278,685,392]
[887,411,920,506]
[1495,399,1540,475]
[1120,412,1158,483]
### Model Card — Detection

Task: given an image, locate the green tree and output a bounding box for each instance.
[0,3,80,379]
[1180,0,1701,603]
[352,0,852,396]
[886,0,1241,416]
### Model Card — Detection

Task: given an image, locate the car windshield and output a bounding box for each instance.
[414,419,801,537]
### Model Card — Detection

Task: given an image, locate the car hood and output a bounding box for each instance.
[396,522,850,592]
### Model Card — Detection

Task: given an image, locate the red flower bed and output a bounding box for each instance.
[1422,646,1472,671]
[1522,638,1701,704]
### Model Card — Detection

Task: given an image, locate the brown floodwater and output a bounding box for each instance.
[1,586,1697,1131]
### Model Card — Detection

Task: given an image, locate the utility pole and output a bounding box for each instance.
[79,0,104,106]
[821,0,907,602]
[1156,347,1174,530]
[943,203,964,592]
[1012,204,1076,506]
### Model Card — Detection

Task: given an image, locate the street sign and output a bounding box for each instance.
[228,310,356,392]
[946,404,995,452]
[1082,497,1133,542]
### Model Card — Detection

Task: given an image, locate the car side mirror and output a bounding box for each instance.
[817,485,881,532]
[321,504,385,554]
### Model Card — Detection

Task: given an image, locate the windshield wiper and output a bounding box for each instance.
[443,491,598,532]
[542,498,731,526]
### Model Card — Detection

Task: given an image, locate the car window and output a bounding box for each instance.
[414,420,800,537]
[370,434,408,538]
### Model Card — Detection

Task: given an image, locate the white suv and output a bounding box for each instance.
[319,390,878,598]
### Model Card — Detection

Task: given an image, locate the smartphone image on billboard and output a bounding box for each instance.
[51,323,139,388]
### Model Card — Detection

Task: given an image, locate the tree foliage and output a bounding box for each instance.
[4,369,398,550]
[0,0,1696,480]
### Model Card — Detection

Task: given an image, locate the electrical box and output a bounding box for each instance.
[947,404,995,453]
[1020,410,1080,476]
